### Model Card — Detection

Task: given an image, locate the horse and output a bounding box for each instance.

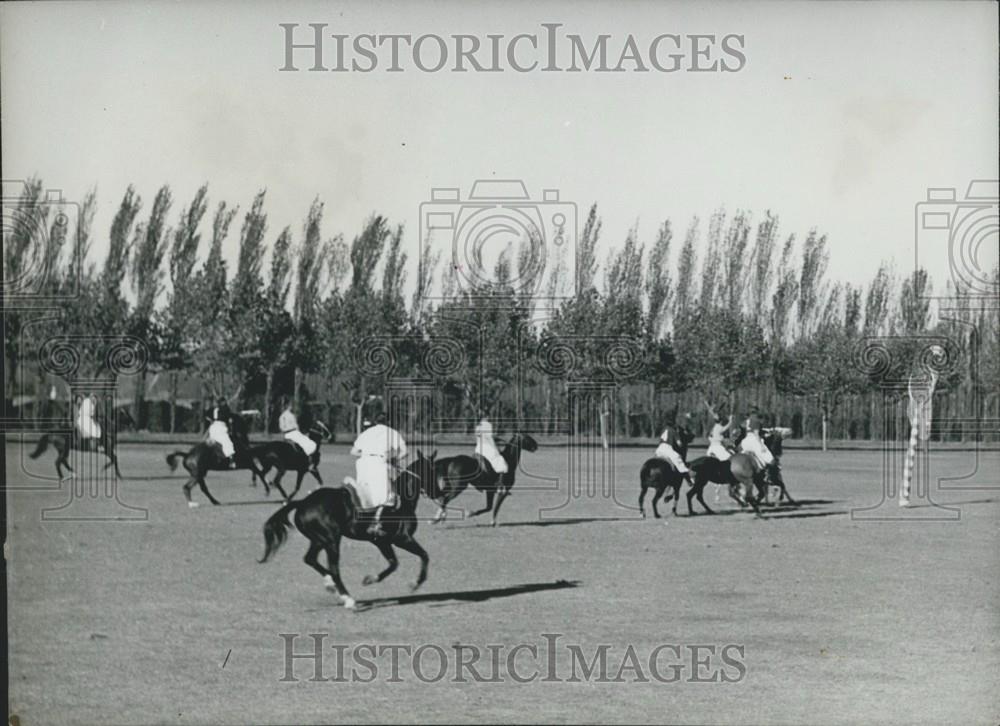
[638,426,697,518]
[686,427,790,516]
[248,421,331,502]
[423,432,539,527]
[28,406,135,480]
[258,450,437,610]
[755,428,795,505]
[165,413,268,507]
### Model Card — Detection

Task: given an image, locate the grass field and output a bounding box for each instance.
[6,440,999,725]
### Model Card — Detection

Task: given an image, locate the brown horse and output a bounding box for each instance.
[28,407,135,479]
[638,426,697,518]
[423,433,538,527]
[165,413,268,506]
[258,451,436,610]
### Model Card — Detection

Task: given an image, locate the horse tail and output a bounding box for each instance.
[29,435,50,459]
[166,451,189,472]
[259,499,300,564]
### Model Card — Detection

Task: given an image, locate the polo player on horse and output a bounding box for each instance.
[205,396,237,468]
[278,397,318,458]
[344,413,408,538]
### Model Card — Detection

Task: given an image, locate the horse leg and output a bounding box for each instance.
[650,486,664,519]
[197,476,221,506]
[490,486,511,527]
[773,467,796,506]
[756,472,770,506]
[432,484,464,523]
[288,470,305,501]
[362,541,399,586]
[742,479,764,518]
[323,543,355,610]
[55,445,73,480]
[639,485,648,519]
[108,450,123,480]
[431,497,448,524]
[183,477,199,507]
[692,475,714,515]
[302,541,353,610]
[393,535,430,592]
[309,467,323,487]
[469,489,496,518]
[671,481,682,516]
[270,469,291,502]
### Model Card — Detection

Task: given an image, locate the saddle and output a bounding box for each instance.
[342,481,397,522]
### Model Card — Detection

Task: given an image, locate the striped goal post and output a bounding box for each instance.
[900,348,942,506]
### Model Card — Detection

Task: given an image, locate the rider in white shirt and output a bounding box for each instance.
[474,417,508,474]
[739,407,775,470]
[278,399,317,457]
[205,397,237,468]
[345,414,408,536]
[705,401,734,461]
[654,415,690,475]
[76,394,102,441]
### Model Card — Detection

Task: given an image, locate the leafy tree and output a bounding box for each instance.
[128,184,172,428]
[160,185,208,431]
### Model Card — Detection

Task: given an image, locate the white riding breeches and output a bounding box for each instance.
[707,442,732,461]
[207,421,235,457]
[354,455,392,509]
[475,437,508,474]
[654,443,689,474]
[76,416,102,439]
[739,432,774,468]
[284,429,317,457]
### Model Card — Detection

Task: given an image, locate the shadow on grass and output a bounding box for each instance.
[354,579,582,611]
[904,497,997,509]
[762,509,849,520]
[440,516,640,530]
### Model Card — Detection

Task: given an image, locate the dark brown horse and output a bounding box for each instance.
[165,413,267,506]
[638,426,696,518]
[28,407,135,479]
[424,432,539,527]
[686,429,792,516]
[248,421,330,501]
[258,450,436,610]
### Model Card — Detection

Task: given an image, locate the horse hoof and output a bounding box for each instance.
[342,596,356,610]
[409,581,422,592]
[187,501,199,509]
[490,520,498,528]
[362,575,376,586]
[323,575,337,592]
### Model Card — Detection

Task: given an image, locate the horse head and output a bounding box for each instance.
[229,413,251,445]
[509,432,539,453]
[309,420,332,442]
[762,429,784,458]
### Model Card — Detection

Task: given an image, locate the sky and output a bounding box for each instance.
[2,0,998,303]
